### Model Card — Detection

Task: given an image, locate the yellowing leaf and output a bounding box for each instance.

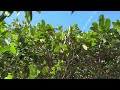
[82,44,88,50]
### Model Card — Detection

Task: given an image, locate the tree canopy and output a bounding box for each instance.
[0,14,120,79]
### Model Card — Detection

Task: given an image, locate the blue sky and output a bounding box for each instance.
[4,11,120,32]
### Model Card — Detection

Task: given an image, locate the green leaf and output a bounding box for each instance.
[54,46,60,53]
[51,40,55,47]
[0,24,4,32]
[59,43,63,47]
[59,35,63,40]
[26,33,31,38]
[10,43,17,54]
[92,22,98,28]
[34,38,39,41]
[12,34,18,40]
[92,42,96,47]
[92,32,97,35]
[114,25,120,30]
[24,11,32,24]
[5,38,10,45]
[46,24,50,30]
[105,18,111,30]
[10,43,16,47]
[23,27,29,33]
[90,27,97,31]
[57,26,63,31]
[10,46,16,54]
[99,14,105,29]
[28,63,40,79]
[63,44,68,51]
[4,73,13,79]
[30,27,36,36]
[42,67,48,75]
[89,70,95,76]
[0,46,10,55]
[50,67,55,75]
[41,20,45,28]
[36,31,43,37]
[112,20,120,30]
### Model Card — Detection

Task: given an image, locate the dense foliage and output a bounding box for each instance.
[0,14,120,79]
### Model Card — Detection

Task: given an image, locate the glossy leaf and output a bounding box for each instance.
[4,73,13,79]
